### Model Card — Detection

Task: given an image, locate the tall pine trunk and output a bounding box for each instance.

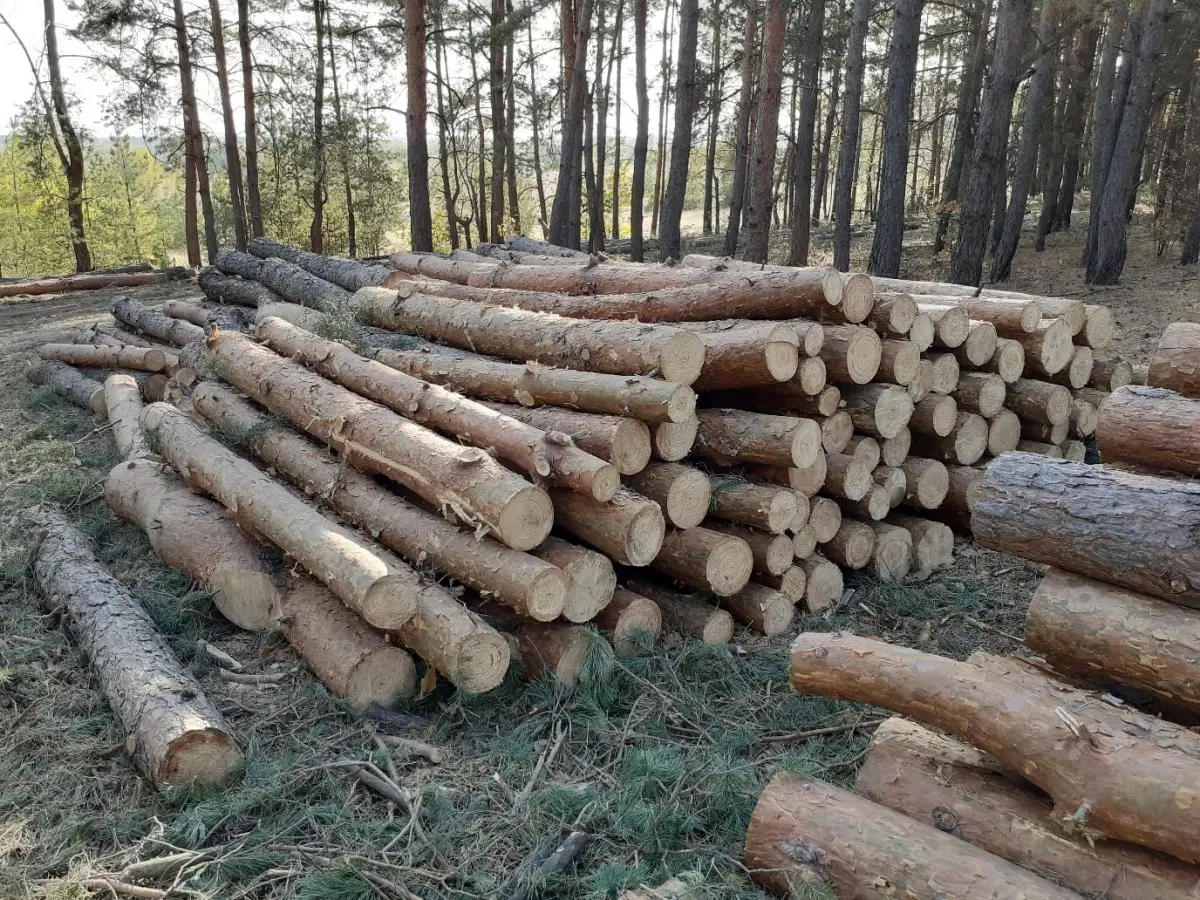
[630,0,650,259]
[527,18,549,236]
[406,0,433,251]
[832,0,871,270]
[549,0,596,248]
[1052,21,1100,230]
[741,0,786,262]
[813,54,841,225]
[702,2,722,235]
[612,10,624,239]
[489,0,506,242]
[1084,1,1131,268]
[43,0,91,272]
[1034,55,1067,250]
[309,0,326,253]
[787,0,826,264]
[237,0,263,239]
[651,0,677,238]
[867,0,924,276]
[325,11,356,256]
[433,1,458,249]
[467,18,489,245]
[209,0,247,251]
[722,0,759,257]
[173,0,217,263]
[659,0,700,260]
[506,1,520,236]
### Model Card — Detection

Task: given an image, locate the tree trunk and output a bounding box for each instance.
[1096,384,1200,476]
[786,0,825,266]
[103,374,152,461]
[593,586,662,655]
[701,3,722,235]
[832,0,872,269]
[173,0,218,263]
[27,507,241,786]
[690,323,801,390]
[706,473,798,533]
[216,249,350,308]
[629,0,650,259]
[208,0,247,251]
[812,54,841,226]
[39,343,174,374]
[550,487,666,566]
[489,0,506,243]
[406,0,434,252]
[650,526,753,596]
[1027,568,1200,717]
[26,360,105,412]
[43,0,91,272]
[483,403,652,475]
[432,14,458,249]
[1084,0,1130,267]
[611,7,624,240]
[658,0,700,261]
[198,270,281,309]
[650,0,677,240]
[550,0,596,248]
[723,0,759,257]
[246,237,391,290]
[110,297,204,347]
[505,0,520,236]
[974,452,1200,607]
[1054,24,1101,231]
[310,0,326,253]
[236,0,262,239]
[1148,322,1200,396]
[741,0,786,262]
[693,409,822,468]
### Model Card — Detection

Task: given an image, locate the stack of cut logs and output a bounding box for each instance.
[743,325,1200,897]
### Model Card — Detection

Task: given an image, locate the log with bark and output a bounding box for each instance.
[247,237,392,291]
[1021,418,1070,445]
[26,360,106,413]
[838,384,914,439]
[855,718,1200,900]
[355,285,705,384]
[623,579,734,643]
[592,587,662,656]
[161,299,210,327]
[797,554,844,613]
[928,464,984,531]
[1045,345,1095,391]
[907,293,1041,333]
[871,277,1086,327]
[504,617,593,687]
[26,506,242,786]
[204,331,554,550]
[909,393,958,437]
[707,474,801,534]
[926,352,960,395]
[817,324,881,384]
[1077,304,1116,349]
[991,408,1023,454]
[756,564,809,603]
[958,319,999,366]
[1010,318,1075,378]
[899,458,949,510]
[745,772,1081,899]
[531,536,615,623]
[838,486,892,522]
[820,519,875,570]
[1096,385,1200,475]
[910,413,989,465]
[39,343,174,374]
[256,316,617,501]
[886,514,953,579]
[192,384,568,621]
[907,312,935,351]
[876,339,920,386]
[823,453,872,501]
[690,322,801,390]
[693,410,821,468]
[1090,357,1134,392]
[982,337,1026,383]
[1062,440,1086,462]
[110,297,205,347]
[817,411,853,454]
[550,488,666,567]
[651,418,700,461]
[198,268,285,308]
[787,631,1200,862]
[215,249,350,309]
[865,292,918,336]
[103,374,152,461]
[718,582,794,635]
[974,453,1200,607]
[861,520,913,580]
[953,372,1006,417]
[483,403,652,475]
[917,303,970,348]
[705,520,795,577]
[650,526,754,596]
[624,463,713,529]
[0,267,190,298]
[1026,568,1200,716]
[806,496,842,542]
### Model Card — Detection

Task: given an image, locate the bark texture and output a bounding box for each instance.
[26,360,106,413]
[1096,385,1200,475]
[1149,322,1200,397]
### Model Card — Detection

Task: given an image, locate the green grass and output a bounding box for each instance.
[0,385,1039,899]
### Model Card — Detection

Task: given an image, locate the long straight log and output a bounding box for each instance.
[198,268,285,307]
[192,384,566,622]
[550,488,666,566]
[161,299,210,327]
[806,496,842,542]
[880,428,910,467]
[818,325,881,384]
[482,403,652,475]
[845,434,881,469]
[982,337,1026,382]
[625,463,712,529]
[910,293,1041,333]
[216,249,350,309]
[871,465,907,508]
[906,359,935,401]
[745,773,1080,899]
[1026,568,1200,716]
[1010,318,1075,377]
[370,344,695,423]
[256,317,617,500]
[1070,400,1098,439]
[650,526,754,596]
[906,312,935,351]
[1089,357,1133,391]
[817,411,853,454]
[788,631,1200,862]
[623,579,734,643]
[747,454,829,499]
[690,323,800,390]
[110,297,204,347]
[974,453,1200,607]
[708,474,801,533]
[871,276,1087,330]
[39,343,173,374]
[838,384,914,439]
[693,410,821,468]
[355,285,705,384]
[676,317,824,356]
[204,331,553,550]
[0,268,188,299]
[987,408,1021,455]
[856,718,1200,900]
[248,237,392,291]
[26,507,242,786]
[592,587,662,656]
[861,520,913,579]
[103,374,152,461]
[26,360,106,412]
[1097,385,1200,475]
[1044,344,1094,390]
[823,453,872,501]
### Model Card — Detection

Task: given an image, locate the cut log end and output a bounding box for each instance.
[664,469,713,530]
[158,728,246,787]
[904,458,950,510]
[537,538,617,624]
[660,331,706,385]
[345,646,420,710]
[597,589,663,656]
[962,321,998,366]
[706,536,755,597]
[987,409,1022,456]
[665,386,698,423]
[764,340,800,383]
[989,338,1026,382]
[498,486,555,551]
[1083,305,1115,349]
[839,274,875,323]
[606,419,653,474]
[651,418,698,461]
[453,628,512,694]
[799,554,843,613]
[823,520,875,569]
[361,576,423,631]
[587,464,622,502]
[907,312,935,351]
[626,504,669,567]
[796,357,827,395]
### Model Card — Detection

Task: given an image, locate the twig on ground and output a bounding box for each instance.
[218,670,287,685]
[196,640,243,671]
[514,720,567,808]
[757,717,888,746]
[964,615,1023,643]
[376,734,444,763]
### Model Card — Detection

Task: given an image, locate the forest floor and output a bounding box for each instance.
[0,216,1195,899]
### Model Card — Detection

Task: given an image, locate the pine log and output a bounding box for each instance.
[756,566,808,602]
[907,293,1041,333]
[1132,363,1149,384]
[707,474,799,533]
[788,631,1200,862]
[837,487,891,522]
[503,235,590,257]
[550,488,666,566]
[865,292,918,336]
[747,454,830,501]
[1011,318,1075,377]
[856,718,1200,900]
[817,411,853,454]
[791,525,817,558]
[880,428,910,467]
[1026,568,1200,715]
[140,373,170,403]
[839,384,914,439]
[693,410,821,468]
[906,359,935,402]
[205,331,554,550]
[806,496,842,542]
[705,520,795,577]
[909,393,958,437]
[820,519,874,569]
[917,303,970,348]
[26,507,242,786]
[1021,418,1070,445]
[719,583,794,635]
[926,352,960,395]
[0,268,188,298]
[247,237,392,291]
[356,285,705,384]
[794,357,828,396]
[651,526,754,596]
[1062,440,1086,462]
[623,579,734,643]
[844,434,881,470]
[906,312,935,351]
[860,520,913,580]
[252,301,325,329]
[1077,304,1116,349]
[624,463,712,528]
[798,554,842,613]
[1096,385,1200,475]
[823,454,871,501]
[875,340,920,386]
[690,323,801,390]
[1070,399,1098,439]
[650,418,699,460]
[192,384,566,621]
[1017,440,1062,457]
[818,325,881,384]
[92,323,154,347]
[370,345,695,423]
[532,536,615,623]
[216,249,350,309]
[982,337,1026,383]
[1073,386,1110,410]
[886,513,954,578]
[987,409,1022,455]
[976,454,1200,605]
[39,343,172,374]
[512,620,593,687]
[871,466,907,508]
[484,403,651,475]
[592,588,662,656]
[1044,345,1094,391]
[110,297,204,348]
[900,457,950,510]
[711,382,836,417]
[198,268,285,307]
[161,299,210,327]
[103,374,152,461]
[959,320,998,366]
[746,772,1082,899]
[257,317,617,500]
[1090,357,1134,391]
[872,277,1087,328]
[26,360,106,413]
[910,412,989,465]
[953,372,1006,417]
[929,464,984,531]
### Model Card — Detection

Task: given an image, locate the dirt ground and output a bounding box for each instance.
[0,219,1194,899]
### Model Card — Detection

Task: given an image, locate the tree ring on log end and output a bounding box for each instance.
[498,487,555,551]
[624,504,667,567]
[158,728,245,787]
[660,332,706,385]
[453,630,512,694]
[706,538,754,596]
[840,274,875,324]
[345,646,418,709]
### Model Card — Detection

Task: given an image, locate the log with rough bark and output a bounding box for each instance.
[1026,568,1200,715]
[677,256,877,320]
[982,337,1026,383]
[371,344,696,423]
[910,413,989,465]
[690,323,801,390]
[900,458,950,510]
[1097,385,1200,475]
[872,276,1086,325]
[256,317,617,501]
[953,372,1006,417]
[356,285,705,384]
[110,297,204,348]
[247,237,392,291]
[909,393,958,438]
[205,331,554,550]
[861,520,913,580]
[198,268,285,307]
[161,299,210,327]
[917,303,970,348]
[650,526,754,596]
[532,536,615,623]
[838,488,891,522]
[651,418,700,461]
[855,718,1200,900]
[746,772,1082,899]
[926,353,960,396]
[39,343,173,374]
[747,457,829,502]
[839,384,914,439]
[624,463,712,529]
[910,293,1041,333]
[719,583,794,635]
[1090,357,1134,391]
[865,292,918,336]
[192,384,566,622]
[871,466,907,508]
[484,403,651,475]
[693,410,821,468]
[987,409,1022,455]
[975,453,1200,607]
[705,520,795,577]
[92,322,154,347]
[818,325,881,384]
[550,488,666,566]
[0,268,190,298]
[623,579,734,643]
[504,235,590,257]
[823,453,872,501]
[708,475,803,534]
[788,631,1200,862]
[141,403,423,630]
[887,513,953,578]
[806,496,842,543]
[26,506,242,786]
[103,374,152,461]
[26,360,106,412]
[875,340,920,387]
[216,249,350,309]
[592,587,662,656]
[1011,318,1075,377]
[820,519,875,569]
